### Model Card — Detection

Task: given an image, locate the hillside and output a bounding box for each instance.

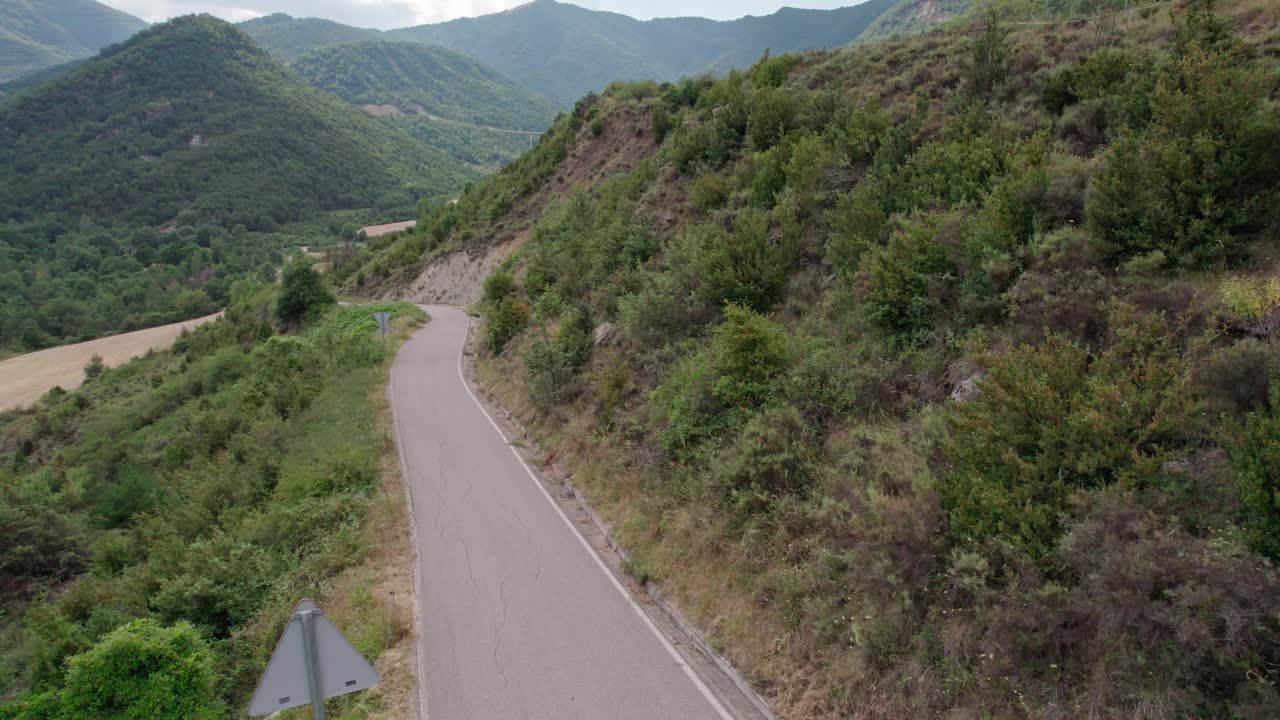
[291,41,560,130]
[0,285,424,718]
[0,0,146,82]
[341,0,1280,717]
[857,0,970,40]
[241,0,900,106]
[0,15,476,229]
[237,12,381,61]
[392,0,900,104]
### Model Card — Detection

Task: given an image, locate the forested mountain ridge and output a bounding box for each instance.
[291,41,560,130]
[342,0,1280,717]
[0,0,147,82]
[0,14,475,230]
[242,0,901,106]
[390,0,900,104]
[237,12,381,62]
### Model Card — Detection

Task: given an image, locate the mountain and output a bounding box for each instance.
[237,12,380,61]
[0,15,476,229]
[291,41,560,131]
[857,0,970,41]
[0,0,147,82]
[242,0,899,106]
[392,0,899,104]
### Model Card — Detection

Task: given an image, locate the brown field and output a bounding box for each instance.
[360,220,417,237]
[0,312,222,411]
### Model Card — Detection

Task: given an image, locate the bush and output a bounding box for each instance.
[651,104,675,143]
[275,260,334,325]
[1235,383,1280,563]
[717,405,814,509]
[61,619,221,720]
[83,354,105,382]
[1087,10,1279,267]
[864,214,955,342]
[704,209,794,313]
[709,305,792,409]
[484,297,530,355]
[943,312,1205,562]
[690,172,731,212]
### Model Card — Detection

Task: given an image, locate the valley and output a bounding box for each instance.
[1,0,1278,719]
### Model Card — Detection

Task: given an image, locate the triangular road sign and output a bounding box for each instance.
[248,598,380,717]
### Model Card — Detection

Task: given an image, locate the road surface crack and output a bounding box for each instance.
[493,579,510,689]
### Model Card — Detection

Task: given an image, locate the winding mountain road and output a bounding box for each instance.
[389,305,764,720]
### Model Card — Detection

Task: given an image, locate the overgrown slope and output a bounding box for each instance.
[346,0,1280,717]
[291,41,559,130]
[0,15,475,229]
[0,0,146,82]
[290,40,560,171]
[0,277,422,719]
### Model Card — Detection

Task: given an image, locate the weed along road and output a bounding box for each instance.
[389,305,760,720]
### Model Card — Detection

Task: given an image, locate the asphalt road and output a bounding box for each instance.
[389,305,742,720]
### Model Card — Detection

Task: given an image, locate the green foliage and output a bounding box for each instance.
[943,313,1205,561]
[484,298,530,355]
[60,619,221,720]
[0,0,145,83]
[524,312,592,408]
[703,210,795,313]
[716,404,814,511]
[0,300,417,711]
[1235,383,1280,563]
[708,305,793,408]
[290,41,560,131]
[1087,4,1280,266]
[0,220,285,353]
[0,16,472,229]
[379,0,899,105]
[276,260,336,325]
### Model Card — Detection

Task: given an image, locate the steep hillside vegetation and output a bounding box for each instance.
[0,278,422,718]
[858,0,971,40]
[292,41,560,130]
[344,0,1280,717]
[0,0,146,82]
[0,15,474,230]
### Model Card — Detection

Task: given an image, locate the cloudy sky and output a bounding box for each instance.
[99,0,867,29]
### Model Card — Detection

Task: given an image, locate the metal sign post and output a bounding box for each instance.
[373,311,391,344]
[248,599,379,719]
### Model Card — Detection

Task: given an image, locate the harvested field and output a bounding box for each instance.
[0,312,222,411]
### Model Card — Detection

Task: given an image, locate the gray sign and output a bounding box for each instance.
[248,598,379,719]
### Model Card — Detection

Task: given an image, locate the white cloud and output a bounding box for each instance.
[99,0,527,29]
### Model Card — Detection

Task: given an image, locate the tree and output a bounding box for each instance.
[275,259,334,325]
[83,354,106,382]
[60,620,222,720]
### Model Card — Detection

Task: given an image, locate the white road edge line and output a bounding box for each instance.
[453,314,737,720]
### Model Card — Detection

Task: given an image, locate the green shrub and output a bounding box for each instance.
[61,619,221,720]
[690,172,731,212]
[483,270,515,304]
[1087,11,1279,267]
[652,104,675,143]
[864,214,955,342]
[1235,383,1280,563]
[709,305,792,408]
[746,87,799,152]
[484,298,530,355]
[943,313,1205,562]
[704,209,794,313]
[717,405,814,509]
[275,260,334,325]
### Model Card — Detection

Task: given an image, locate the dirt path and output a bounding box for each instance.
[0,313,222,411]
